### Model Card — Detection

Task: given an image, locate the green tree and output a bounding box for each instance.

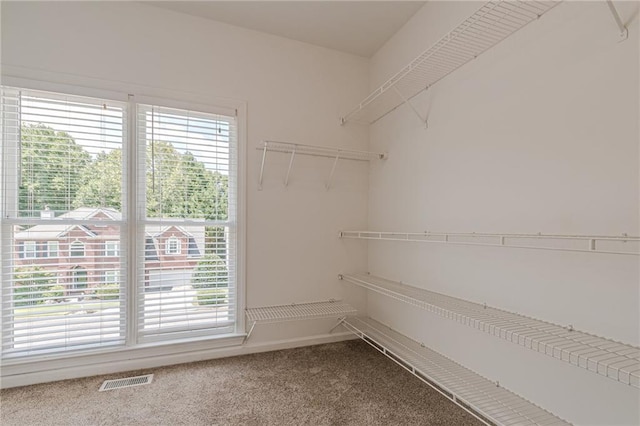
[74,141,228,220]
[73,149,123,211]
[145,141,228,220]
[13,266,60,307]
[20,124,91,215]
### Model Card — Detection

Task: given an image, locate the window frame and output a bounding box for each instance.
[22,241,37,259]
[0,76,247,366]
[47,241,59,258]
[69,241,85,258]
[164,237,181,255]
[105,241,119,257]
[104,270,118,284]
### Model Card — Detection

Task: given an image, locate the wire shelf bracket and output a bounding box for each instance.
[257,140,387,190]
[340,273,640,388]
[605,0,629,41]
[339,230,640,256]
[342,316,571,426]
[393,86,428,128]
[243,300,357,343]
[340,1,560,125]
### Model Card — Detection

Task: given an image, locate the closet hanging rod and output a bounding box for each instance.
[258,140,387,161]
[258,141,387,190]
[340,230,640,256]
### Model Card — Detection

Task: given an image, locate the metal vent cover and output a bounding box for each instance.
[99,374,154,391]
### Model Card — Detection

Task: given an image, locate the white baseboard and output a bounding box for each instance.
[0,332,356,389]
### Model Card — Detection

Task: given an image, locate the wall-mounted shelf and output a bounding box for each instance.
[342,317,571,426]
[244,300,357,342]
[340,230,640,256]
[340,0,560,125]
[257,140,386,190]
[340,273,640,388]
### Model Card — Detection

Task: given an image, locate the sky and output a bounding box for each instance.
[20,93,232,174]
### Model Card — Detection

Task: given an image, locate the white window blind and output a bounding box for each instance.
[1,87,127,357]
[1,85,240,359]
[136,103,237,341]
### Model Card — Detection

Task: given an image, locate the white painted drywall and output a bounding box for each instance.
[365,1,639,424]
[0,1,369,365]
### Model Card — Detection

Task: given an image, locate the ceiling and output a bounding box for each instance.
[147,1,426,58]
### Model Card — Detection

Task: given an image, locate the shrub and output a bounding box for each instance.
[43,285,65,302]
[13,267,57,306]
[95,283,120,300]
[191,254,228,290]
[196,287,228,306]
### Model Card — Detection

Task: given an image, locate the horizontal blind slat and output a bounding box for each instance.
[2,88,127,356]
[137,103,237,341]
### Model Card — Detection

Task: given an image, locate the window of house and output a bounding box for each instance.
[165,237,181,255]
[47,241,59,258]
[104,270,118,284]
[23,241,37,259]
[72,268,88,290]
[1,84,241,359]
[105,241,119,257]
[70,241,85,257]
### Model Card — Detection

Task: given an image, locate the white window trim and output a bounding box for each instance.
[105,241,119,257]
[104,270,118,284]
[69,241,85,258]
[23,241,37,259]
[165,237,181,255]
[47,241,59,258]
[0,75,247,373]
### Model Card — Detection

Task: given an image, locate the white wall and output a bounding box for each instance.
[364,1,639,425]
[0,1,369,373]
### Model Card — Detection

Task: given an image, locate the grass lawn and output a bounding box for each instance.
[14,300,120,318]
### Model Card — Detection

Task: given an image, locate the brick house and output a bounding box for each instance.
[14,207,205,294]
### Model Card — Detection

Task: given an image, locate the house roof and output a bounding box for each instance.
[15,208,120,240]
[14,208,207,256]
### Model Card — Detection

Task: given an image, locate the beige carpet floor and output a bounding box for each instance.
[0,340,482,426]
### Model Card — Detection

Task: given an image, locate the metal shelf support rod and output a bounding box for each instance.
[393,86,428,128]
[243,320,257,344]
[605,0,629,40]
[283,146,296,187]
[258,142,268,191]
[326,152,340,190]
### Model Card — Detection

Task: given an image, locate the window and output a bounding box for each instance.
[1,85,240,359]
[104,270,118,284]
[165,237,181,255]
[138,103,237,341]
[1,87,126,357]
[23,241,36,259]
[70,241,85,257]
[105,241,119,257]
[72,268,88,291]
[47,241,59,258]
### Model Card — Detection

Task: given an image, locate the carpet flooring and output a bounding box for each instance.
[0,340,482,426]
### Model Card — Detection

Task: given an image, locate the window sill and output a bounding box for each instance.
[1,333,246,387]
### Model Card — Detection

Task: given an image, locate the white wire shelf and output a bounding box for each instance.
[340,273,640,388]
[343,317,571,426]
[244,300,357,342]
[257,140,386,190]
[340,0,560,125]
[340,230,640,256]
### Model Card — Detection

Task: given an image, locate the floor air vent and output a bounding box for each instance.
[99,374,154,391]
